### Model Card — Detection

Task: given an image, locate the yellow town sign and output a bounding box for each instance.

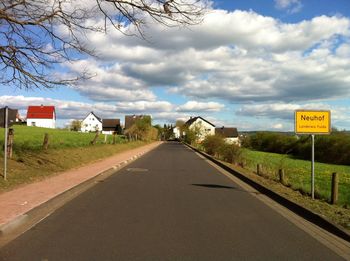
[295,110,331,134]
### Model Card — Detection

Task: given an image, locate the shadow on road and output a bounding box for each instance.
[191,184,236,189]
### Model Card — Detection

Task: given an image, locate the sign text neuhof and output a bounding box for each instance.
[295,110,331,135]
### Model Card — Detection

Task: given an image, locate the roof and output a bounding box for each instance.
[83,111,102,123]
[102,119,120,131]
[215,127,239,138]
[27,106,55,119]
[185,116,215,128]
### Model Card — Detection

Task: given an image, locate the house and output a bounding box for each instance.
[81,112,102,132]
[124,115,150,130]
[26,105,56,128]
[185,116,215,142]
[215,127,240,145]
[173,126,181,139]
[102,119,121,135]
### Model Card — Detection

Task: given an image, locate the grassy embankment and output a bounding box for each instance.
[242,149,350,206]
[0,125,148,191]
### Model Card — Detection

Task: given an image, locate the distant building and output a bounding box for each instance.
[102,119,121,135]
[173,126,181,139]
[26,105,56,128]
[81,112,102,132]
[215,127,240,145]
[185,116,215,142]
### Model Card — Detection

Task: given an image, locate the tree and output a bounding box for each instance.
[0,0,207,89]
[176,120,185,127]
[70,119,82,131]
[125,115,158,141]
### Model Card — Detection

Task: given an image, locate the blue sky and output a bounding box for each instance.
[2,0,350,131]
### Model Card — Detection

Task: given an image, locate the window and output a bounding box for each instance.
[32,122,36,126]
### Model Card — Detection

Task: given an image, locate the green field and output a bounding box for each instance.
[0,125,126,154]
[0,125,149,191]
[242,149,350,206]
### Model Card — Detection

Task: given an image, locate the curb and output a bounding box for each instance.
[0,144,160,247]
[184,142,350,243]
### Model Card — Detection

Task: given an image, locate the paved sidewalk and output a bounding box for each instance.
[0,142,162,228]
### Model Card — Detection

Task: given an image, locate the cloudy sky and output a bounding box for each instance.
[2,0,350,131]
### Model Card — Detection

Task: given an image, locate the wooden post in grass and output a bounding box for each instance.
[104,134,107,144]
[257,164,262,176]
[331,172,339,205]
[43,133,49,150]
[90,131,100,145]
[7,128,14,158]
[112,132,116,144]
[279,169,285,185]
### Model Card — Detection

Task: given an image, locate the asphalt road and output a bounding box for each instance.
[0,142,344,260]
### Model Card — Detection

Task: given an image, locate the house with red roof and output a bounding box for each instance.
[26,105,56,129]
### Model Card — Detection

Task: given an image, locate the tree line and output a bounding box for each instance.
[241,131,350,165]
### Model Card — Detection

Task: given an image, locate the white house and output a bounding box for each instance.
[26,105,56,128]
[81,112,102,132]
[185,116,215,142]
[173,126,181,139]
[215,127,240,145]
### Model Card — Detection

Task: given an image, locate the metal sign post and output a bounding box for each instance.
[4,106,8,180]
[311,134,315,199]
[295,110,331,200]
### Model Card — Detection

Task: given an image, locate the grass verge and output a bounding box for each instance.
[0,125,125,153]
[0,141,148,192]
[241,149,350,206]
[224,161,350,232]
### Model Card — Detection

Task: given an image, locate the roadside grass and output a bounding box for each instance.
[242,149,350,206]
[0,125,149,192]
[0,125,126,154]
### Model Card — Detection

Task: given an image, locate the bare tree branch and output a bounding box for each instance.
[0,0,207,90]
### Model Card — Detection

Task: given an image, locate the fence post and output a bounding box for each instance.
[279,169,285,185]
[90,131,100,145]
[257,164,262,175]
[104,134,107,144]
[112,132,116,144]
[43,133,49,150]
[7,128,14,158]
[331,172,338,205]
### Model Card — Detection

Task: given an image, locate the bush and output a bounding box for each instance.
[202,135,225,156]
[184,128,197,145]
[219,143,242,164]
[246,132,298,154]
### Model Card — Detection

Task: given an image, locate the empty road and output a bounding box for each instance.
[0,142,346,260]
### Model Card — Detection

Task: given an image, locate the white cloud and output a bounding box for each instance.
[272,123,284,129]
[65,60,157,102]
[236,103,332,119]
[66,10,350,106]
[12,6,350,128]
[274,0,302,13]
[115,101,174,112]
[176,101,224,112]
[0,96,225,125]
